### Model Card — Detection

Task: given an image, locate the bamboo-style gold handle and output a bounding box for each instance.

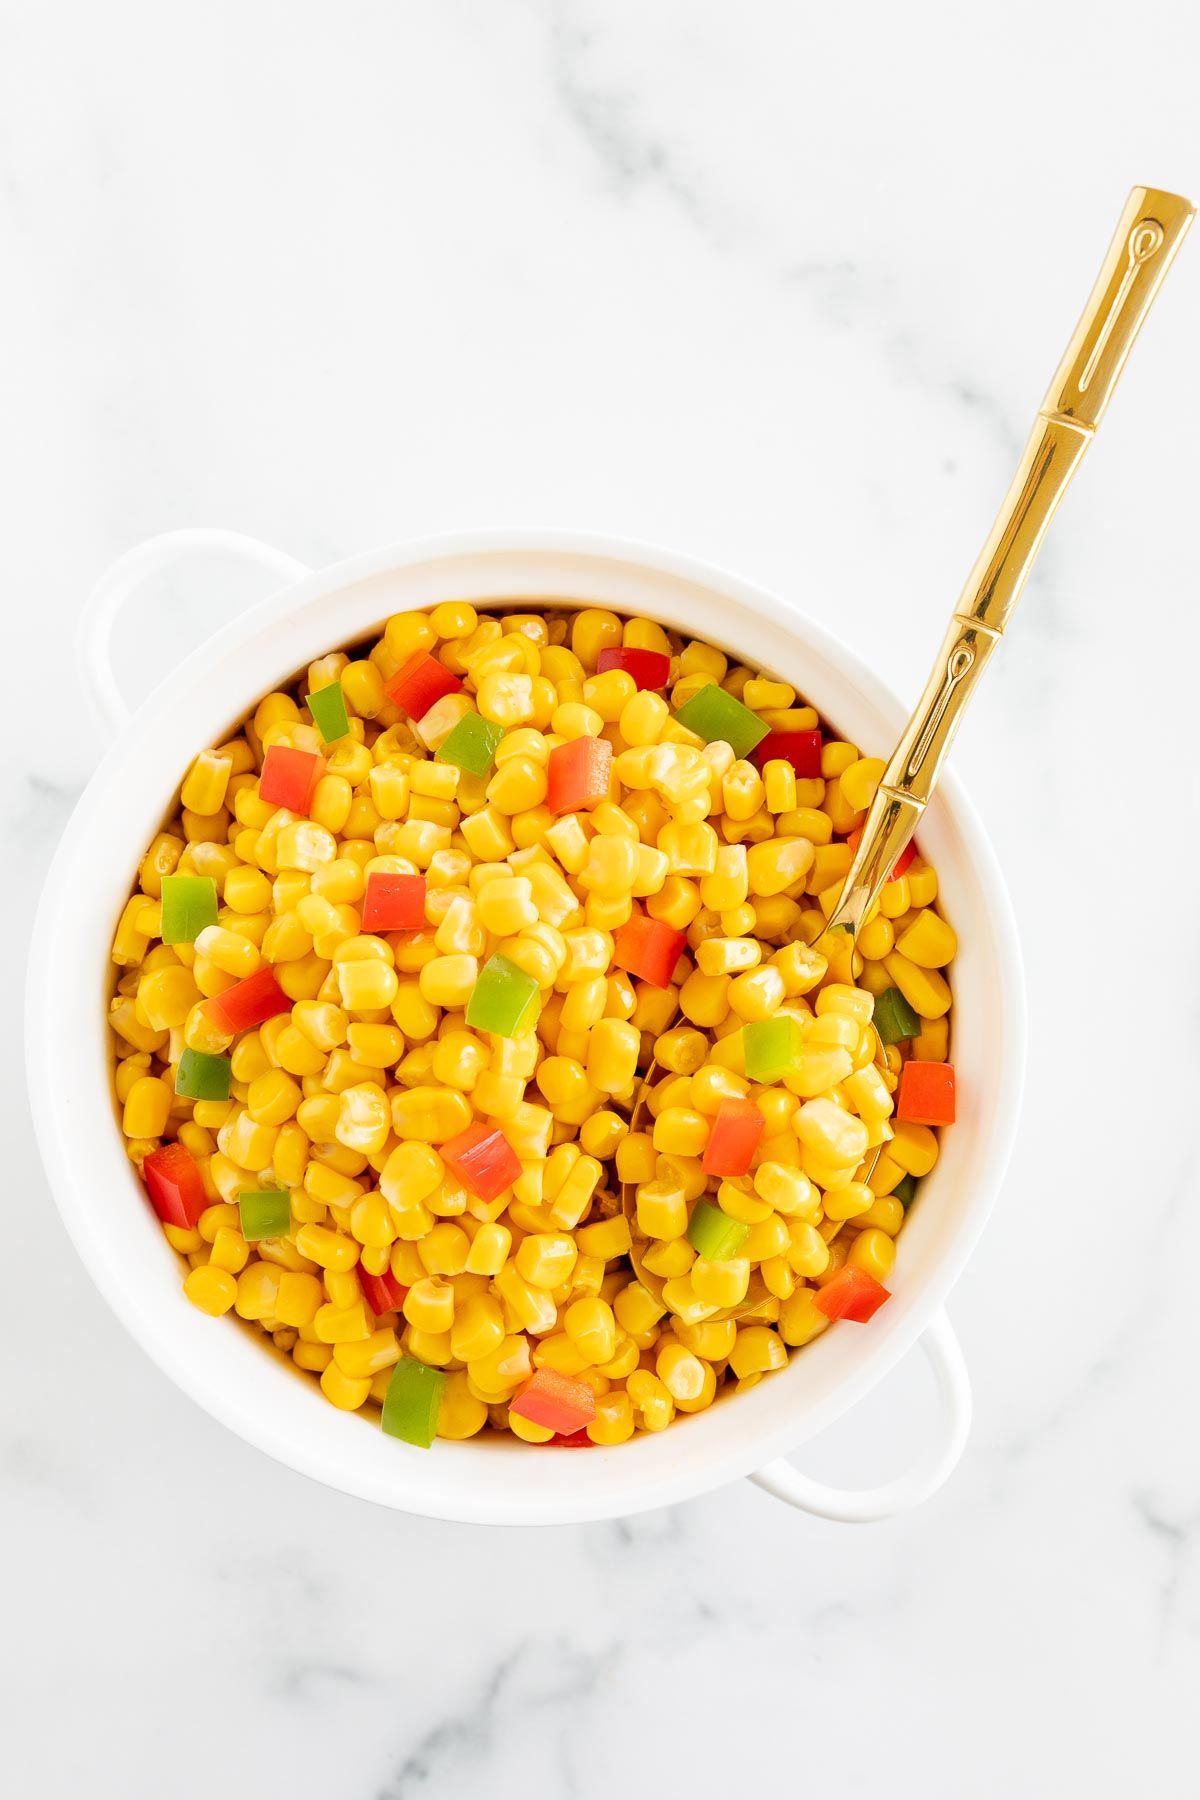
[825,186,1194,942]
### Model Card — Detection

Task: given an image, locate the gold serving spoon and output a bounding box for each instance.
[822,185,1193,946]
[620,186,1193,1284]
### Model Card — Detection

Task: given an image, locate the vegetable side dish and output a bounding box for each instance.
[109,603,955,1448]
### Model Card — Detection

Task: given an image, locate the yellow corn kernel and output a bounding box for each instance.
[562,1297,617,1366]
[580,1389,633,1445]
[334,958,399,1013]
[427,1370,484,1441]
[656,1341,716,1411]
[640,1241,695,1282]
[579,1017,637,1096]
[750,1161,819,1221]
[650,1029,704,1079]
[904,861,938,908]
[449,1293,506,1363]
[244,1068,300,1127]
[197,1201,239,1242]
[696,936,760,976]
[346,1193,393,1250]
[413,1223,468,1277]
[823,1181,875,1222]
[120,1076,171,1140]
[461,1221,510,1277]
[776,1286,830,1347]
[208,1223,249,1274]
[332,1327,402,1381]
[618,688,669,748]
[807,1013,859,1054]
[273,1271,323,1327]
[838,755,886,813]
[334,1082,390,1155]
[548,1156,602,1231]
[727,965,786,1021]
[505,1409,554,1443]
[218,1109,279,1174]
[135,966,201,1034]
[691,1256,750,1308]
[138,832,185,899]
[574,1216,631,1264]
[794,1097,869,1167]
[180,749,233,817]
[678,970,729,1029]
[895,909,957,969]
[190,926,258,981]
[760,759,796,814]
[610,1285,665,1350]
[912,1015,950,1062]
[183,1264,237,1316]
[658,821,718,878]
[746,837,814,897]
[650,1107,709,1159]
[293,1223,360,1272]
[635,1176,688,1239]
[785,1045,853,1099]
[857,1197,905,1235]
[317,1362,371,1410]
[889,1119,940,1177]
[512,1232,575,1291]
[234,1261,282,1320]
[847,1227,897,1283]
[879,876,912,919]
[625,1369,673,1431]
[729,1324,787,1378]
[843,1063,893,1124]
[402,1276,456,1334]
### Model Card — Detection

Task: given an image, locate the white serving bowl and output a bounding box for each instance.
[27,529,1024,1526]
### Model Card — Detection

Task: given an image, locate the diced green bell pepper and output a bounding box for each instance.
[672,683,770,759]
[160,875,218,946]
[872,986,921,1045]
[175,1048,232,1102]
[893,1174,918,1208]
[239,1189,291,1240]
[436,712,504,777]
[742,1016,802,1083]
[687,1200,750,1262]
[381,1356,446,1448]
[306,682,350,743]
[465,954,539,1037]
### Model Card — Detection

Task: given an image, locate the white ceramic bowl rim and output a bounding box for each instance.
[26,529,1025,1524]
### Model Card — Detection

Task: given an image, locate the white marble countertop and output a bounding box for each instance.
[3,4,1198,1794]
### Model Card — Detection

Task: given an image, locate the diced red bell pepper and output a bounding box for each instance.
[259,745,323,814]
[701,1098,766,1176]
[753,728,823,777]
[510,1368,597,1434]
[612,911,686,988]
[546,736,613,814]
[441,1121,521,1203]
[360,871,427,933]
[846,826,916,880]
[595,646,671,690]
[359,1266,409,1316]
[142,1142,207,1230]
[384,650,462,719]
[896,1060,956,1125]
[813,1267,891,1322]
[207,966,291,1034]
[546,1428,597,1448]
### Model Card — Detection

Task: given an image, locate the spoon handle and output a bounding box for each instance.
[824,186,1194,942]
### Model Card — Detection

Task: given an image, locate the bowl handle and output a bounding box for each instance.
[76,529,311,738]
[748,1310,971,1522]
